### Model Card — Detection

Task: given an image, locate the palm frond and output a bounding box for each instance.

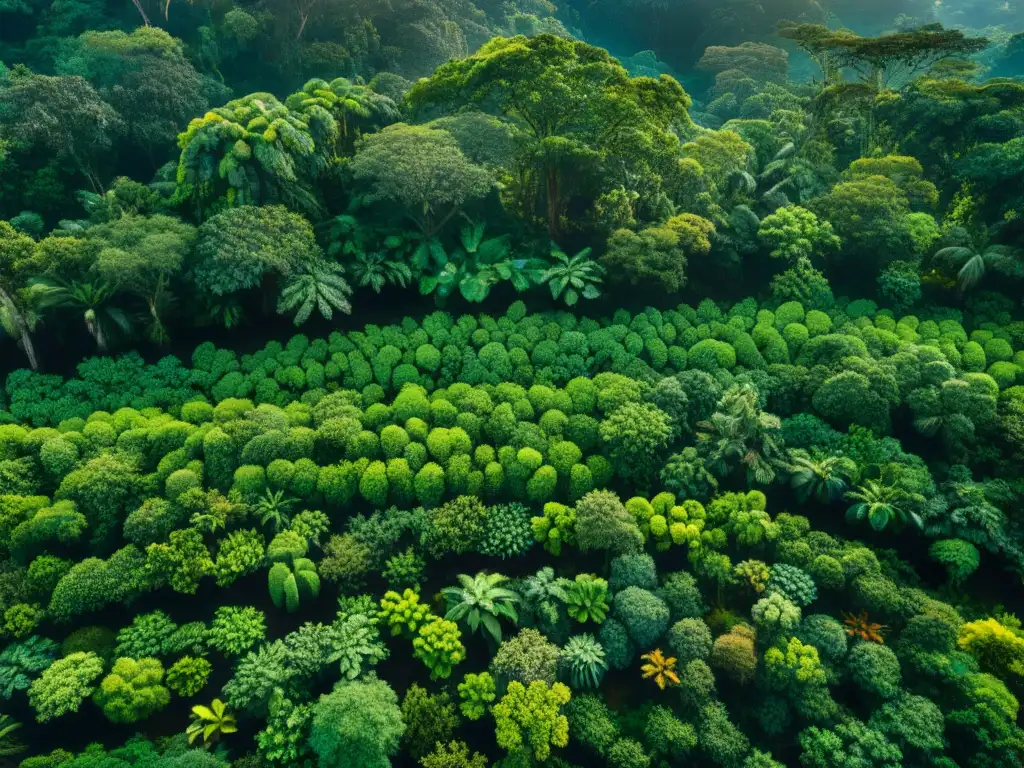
[956,253,987,290]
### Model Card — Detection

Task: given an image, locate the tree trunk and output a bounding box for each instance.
[86,311,107,353]
[130,0,151,25]
[19,328,39,371]
[0,289,39,370]
[546,167,560,238]
[148,296,169,345]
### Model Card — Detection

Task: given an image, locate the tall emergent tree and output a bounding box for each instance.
[349,124,494,238]
[0,71,123,195]
[407,34,692,237]
[778,22,988,90]
[174,93,335,219]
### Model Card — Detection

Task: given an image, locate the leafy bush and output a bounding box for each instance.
[93,657,171,724]
[29,652,104,722]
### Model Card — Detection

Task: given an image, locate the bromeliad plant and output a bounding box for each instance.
[563,575,609,624]
[541,244,604,306]
[186,698,238,745]
[561,634,608,689]
[442,572,520,645]
[842,611,887,644]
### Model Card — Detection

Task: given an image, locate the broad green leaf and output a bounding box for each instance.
[460,276,491,303]
[429,239,448,267]
[868,505,890,532]
[412,242,431,271]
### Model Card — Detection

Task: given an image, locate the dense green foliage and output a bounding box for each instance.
[0,293,1022,765]
[2,1,1024,766]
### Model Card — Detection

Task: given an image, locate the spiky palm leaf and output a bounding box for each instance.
[913,410,976,460]
[640,649,680,690]
[350,252,412,293]
[256,489,296,532]
[442,572,520,644]
[789,452,858,503]
[842,611,887,644]
[203,296,244,329]
[697,385,786,485]
[522,567,571,605]
[728,169,758,196]
[561,634,608,689]
[191,507,228,534]
[29,278,132,352]
[0,286,41,370]
[933,244,1022,292]
[773,142,797,160]
[277,261,352,325]
[317,77,400,143]
[845,480,922,532]
[0,715,24,757]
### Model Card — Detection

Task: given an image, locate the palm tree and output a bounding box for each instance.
[326,77,401,145]
[541,245,604,306]
[933,241,1023,292]
[287,77,401,155]
[28,278,131,353]
[349,251,412,293]
[190,506,228,534]
[845,480,922,532]
[277,261,352,325]
[912,388,976,461]
[442,572,520,645]
[640,649,680,690]
[256,490,296,533]
[0,287,40,370]
[697,384,786,484]
[187,699,238,745]
[789,451,858,503]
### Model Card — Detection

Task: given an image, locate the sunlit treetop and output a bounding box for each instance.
[407,34,691,142]
[175,93,336,219]
[285,77,401,156]
[406,34,692,236]
[777,22,988,90]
